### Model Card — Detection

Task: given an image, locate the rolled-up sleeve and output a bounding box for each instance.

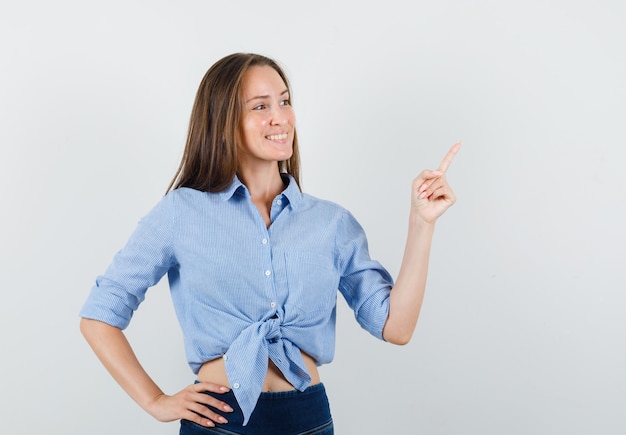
[336,210,393,340]
[79,194,177,329]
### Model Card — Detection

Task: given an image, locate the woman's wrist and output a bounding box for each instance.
[408,210,437,231]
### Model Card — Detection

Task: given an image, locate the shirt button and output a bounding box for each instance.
[261,238,268,245]
[223,355,228,361]
[276,199,282,205]
[265,270,271,276]
[270,302,276,308]
[233,383,240,389]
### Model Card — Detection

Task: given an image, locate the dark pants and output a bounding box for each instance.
[180,383,333,435]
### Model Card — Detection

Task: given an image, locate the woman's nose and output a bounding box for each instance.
[270,106,289,125]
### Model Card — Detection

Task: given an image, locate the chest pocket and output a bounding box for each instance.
[283,252,339,314]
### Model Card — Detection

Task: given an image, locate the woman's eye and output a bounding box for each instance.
[280,99,291,106]
[253,104,266,110]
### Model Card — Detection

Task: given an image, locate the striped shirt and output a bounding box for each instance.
[80,174,393,425]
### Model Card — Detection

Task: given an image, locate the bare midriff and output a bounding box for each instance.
[197,350,321,392]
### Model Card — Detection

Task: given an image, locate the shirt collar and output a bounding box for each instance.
[218,175,247,201]
[280,173,303,210]
[217,173,303,209]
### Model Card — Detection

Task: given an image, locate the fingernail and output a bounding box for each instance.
[224,405,234,412]
[220,416,229,423]
[220,386,230,392]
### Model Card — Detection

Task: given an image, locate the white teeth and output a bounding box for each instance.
[266,133,288,141]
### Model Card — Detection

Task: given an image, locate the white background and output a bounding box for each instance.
[1,0,625,434]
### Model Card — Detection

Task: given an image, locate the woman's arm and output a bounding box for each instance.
[79,318,233,427]
[382,142,461,344]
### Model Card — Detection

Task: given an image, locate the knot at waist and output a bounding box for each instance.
[223,317,312,425]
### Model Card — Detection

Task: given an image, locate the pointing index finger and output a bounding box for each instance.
[438,141,462,172]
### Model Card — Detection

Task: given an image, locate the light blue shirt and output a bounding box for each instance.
[80,174,393,425]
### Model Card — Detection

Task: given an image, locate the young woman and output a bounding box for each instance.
[80,52,460,434]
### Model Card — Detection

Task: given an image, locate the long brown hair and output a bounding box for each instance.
[167,53,301,193]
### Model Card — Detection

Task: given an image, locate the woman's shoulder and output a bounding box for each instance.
[164,186,223,205]
[299,192,357,226]
[166,186,209,198]
[143,187,216,220]
[300,191,347,212]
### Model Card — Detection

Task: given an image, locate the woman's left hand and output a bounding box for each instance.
[411,142,461,224]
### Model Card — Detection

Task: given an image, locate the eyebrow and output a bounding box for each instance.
[245,89,289,103]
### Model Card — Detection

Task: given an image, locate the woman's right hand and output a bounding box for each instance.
[148,381,234,427]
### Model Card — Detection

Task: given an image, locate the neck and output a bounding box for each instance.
[238,163,285,204]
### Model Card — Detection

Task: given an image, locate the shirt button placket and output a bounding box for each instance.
[260,232,269,273]
[261,233,271,277]
[262,231,277,317]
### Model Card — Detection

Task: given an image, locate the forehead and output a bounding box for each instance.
[242,65,288,98]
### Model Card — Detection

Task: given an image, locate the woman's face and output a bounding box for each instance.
[239,65,296,168]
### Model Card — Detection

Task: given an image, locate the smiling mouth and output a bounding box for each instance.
[266,133,288,141]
